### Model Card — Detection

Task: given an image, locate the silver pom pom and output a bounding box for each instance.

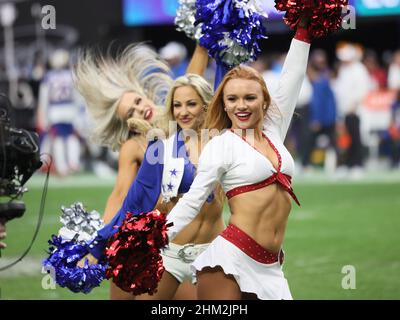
[59,202,104,243]
[175,0,203,41]
[234,0,268,19]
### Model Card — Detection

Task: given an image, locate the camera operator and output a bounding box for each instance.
[0,93,42,259]
[0,219,6,249]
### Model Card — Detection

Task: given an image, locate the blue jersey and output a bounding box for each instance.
[88,130,214,259]
[44,69,75,105]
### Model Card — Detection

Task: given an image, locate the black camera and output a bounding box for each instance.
[0,93,42,222]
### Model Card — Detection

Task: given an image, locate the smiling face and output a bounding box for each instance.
[117,91,156,123]
[172,85,206,131]
[223,78,266,131]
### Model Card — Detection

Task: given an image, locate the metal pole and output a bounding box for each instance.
[31,3,47,60]
[0,3,18,105]
[4,25,18,104]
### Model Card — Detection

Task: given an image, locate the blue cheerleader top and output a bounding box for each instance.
[88,129,214,259]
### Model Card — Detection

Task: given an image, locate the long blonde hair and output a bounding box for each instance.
[160,74,226,206]
[205,65,272,132]
[159,74,214,136]
[73,44,173,150]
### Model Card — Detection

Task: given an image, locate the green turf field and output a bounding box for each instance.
[0,174,399,300]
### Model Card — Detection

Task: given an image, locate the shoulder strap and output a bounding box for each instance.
[161,134,184,203]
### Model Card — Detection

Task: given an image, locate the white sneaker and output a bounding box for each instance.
[334,166,349,180]
[349,167,365,181]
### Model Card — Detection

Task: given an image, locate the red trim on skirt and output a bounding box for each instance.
[221,224,284,265]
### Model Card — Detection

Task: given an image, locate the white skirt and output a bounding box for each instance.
[191,236,293,300]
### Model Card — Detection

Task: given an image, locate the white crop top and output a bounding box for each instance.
[167,38,311,239]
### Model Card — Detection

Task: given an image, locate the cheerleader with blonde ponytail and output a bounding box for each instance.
[73,44,172,150]
[73,43,209,300]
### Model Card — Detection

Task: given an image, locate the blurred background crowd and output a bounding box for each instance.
[1,0,399,180]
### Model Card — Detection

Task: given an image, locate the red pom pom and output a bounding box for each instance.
[275,0,349,38]
[104,210,170,295]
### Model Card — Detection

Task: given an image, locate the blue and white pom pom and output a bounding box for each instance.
[175,0,268,68]
[43,202,107,294]
[195,0,268,68]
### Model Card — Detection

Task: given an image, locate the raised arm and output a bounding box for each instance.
[265,25,311,140]
[88,139,164,260]
[167,136,228,239]
[186,44,209,76]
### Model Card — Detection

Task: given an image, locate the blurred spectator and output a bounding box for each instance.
[363,49,387,90]
[12,78,36,131]
[262,53,285,97]
[262,52,312,106]
[37,49,82,176]
[333,42,370,178]
[250,57,267,74]
[30,50,47,97]
[309,48,330,75]
[388,50,400,91]
[159,41,188,79]
[289,76,312,165]
[380,91,400,168]
[302,50,337,171]
[74,98,117,177]
[263,52,312,162]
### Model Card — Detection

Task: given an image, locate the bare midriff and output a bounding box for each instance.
[228,183,292,254]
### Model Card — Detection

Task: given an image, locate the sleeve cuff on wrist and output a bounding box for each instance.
[295,26,312,44]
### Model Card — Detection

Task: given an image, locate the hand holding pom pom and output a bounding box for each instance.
[77,253,98,268]
[298,13,311,29]
[43,203,107,294]
[43,235,107,294]
[275,0,349,38]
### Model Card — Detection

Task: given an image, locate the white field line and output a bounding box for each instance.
[0,257,43,278]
